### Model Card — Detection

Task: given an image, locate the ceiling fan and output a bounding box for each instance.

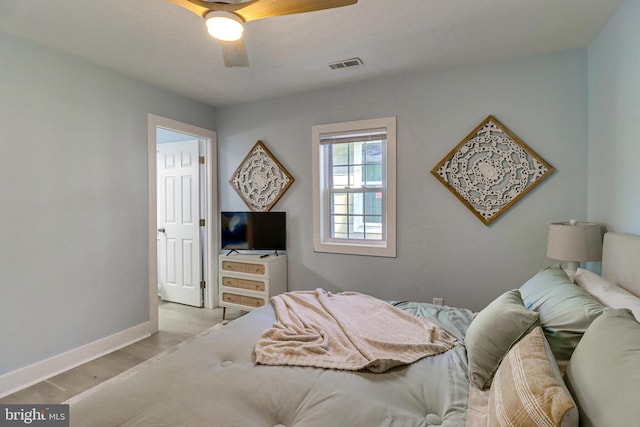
[168,0,358,67]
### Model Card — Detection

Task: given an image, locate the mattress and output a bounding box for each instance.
[70,301,474,427]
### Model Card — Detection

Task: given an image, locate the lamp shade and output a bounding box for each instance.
[547,221,602,263]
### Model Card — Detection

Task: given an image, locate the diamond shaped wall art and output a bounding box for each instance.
[431,115,553,226]
[230,140,294,212]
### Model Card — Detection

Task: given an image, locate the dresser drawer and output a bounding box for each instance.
[221,260,266,276]
[221,276,266,292]
[222,292,266,309]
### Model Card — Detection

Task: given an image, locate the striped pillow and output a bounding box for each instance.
[487,327,577,427]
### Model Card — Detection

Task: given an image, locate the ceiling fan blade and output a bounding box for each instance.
[221,40,249,67]
[234,0,357,22]
[167,0,211,17]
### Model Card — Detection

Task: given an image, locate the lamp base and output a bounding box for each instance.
[565,261,580,282]
[566,261,580,271]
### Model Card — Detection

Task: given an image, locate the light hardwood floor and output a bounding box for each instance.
[1,300,241,404]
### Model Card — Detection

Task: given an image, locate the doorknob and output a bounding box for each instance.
[157,227,166,233]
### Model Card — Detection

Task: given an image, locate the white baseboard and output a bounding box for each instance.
[0,321,153,398]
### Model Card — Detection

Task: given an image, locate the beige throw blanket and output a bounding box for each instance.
[254,289,456,373]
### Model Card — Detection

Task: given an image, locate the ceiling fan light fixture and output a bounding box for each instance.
[205,11,245,42]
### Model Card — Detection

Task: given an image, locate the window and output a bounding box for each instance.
[312,117,396,257]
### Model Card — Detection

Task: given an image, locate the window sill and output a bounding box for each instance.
[313,240,396,258]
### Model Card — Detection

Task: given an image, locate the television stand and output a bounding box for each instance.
[226,249,241,256]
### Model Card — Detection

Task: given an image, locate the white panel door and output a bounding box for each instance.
[157,140,202,307]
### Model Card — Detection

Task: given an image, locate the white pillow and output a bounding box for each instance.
[573,268,640,321]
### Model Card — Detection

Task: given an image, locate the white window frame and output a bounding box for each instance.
[312,116,396,257]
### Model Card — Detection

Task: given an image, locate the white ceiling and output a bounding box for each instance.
[0,0,622,107]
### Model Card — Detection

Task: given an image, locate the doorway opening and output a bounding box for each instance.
[147,114,218,334]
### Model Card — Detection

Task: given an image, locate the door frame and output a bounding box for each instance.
[147,114,218,332]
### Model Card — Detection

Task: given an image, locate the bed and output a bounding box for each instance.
[68,232,640,426]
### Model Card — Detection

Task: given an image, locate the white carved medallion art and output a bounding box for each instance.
[230,140,294,212]
[431,116,553,225]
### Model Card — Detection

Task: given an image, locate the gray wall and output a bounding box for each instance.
[9,0,635,378]
[587,0,640,235]
[0,32,216,375]
[216,49,589,311]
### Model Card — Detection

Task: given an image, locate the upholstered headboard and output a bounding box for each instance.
[600,232,640,298]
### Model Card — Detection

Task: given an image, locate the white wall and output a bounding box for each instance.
[587,0,640,235]
[216,49,589,311]
[0,32,216,376]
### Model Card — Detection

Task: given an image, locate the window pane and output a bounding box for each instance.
[332,144,349,166]
[349,193,363,215]
[366,193,383,215]
[351,142,362,166]
[364,215,382,240]
[364,194,382,240]
[332,214,348,239]
[350,165,363,188]
[364,164,382,187]
[332,193,349,215]
[365,141,382,164]
[331,166,349,188]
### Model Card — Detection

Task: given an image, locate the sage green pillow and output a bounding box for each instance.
[565,309,640,427]
[465,289,539,390]
[519,266,606,367]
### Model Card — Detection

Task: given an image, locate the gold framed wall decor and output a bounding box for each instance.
[431,115,554,226]
[230,140,294,212]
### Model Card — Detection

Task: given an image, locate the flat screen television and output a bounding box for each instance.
[221,211,286,252]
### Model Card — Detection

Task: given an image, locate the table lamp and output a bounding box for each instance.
[547,219,602,274]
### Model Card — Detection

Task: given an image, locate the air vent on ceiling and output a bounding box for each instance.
[329,57,363,70]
